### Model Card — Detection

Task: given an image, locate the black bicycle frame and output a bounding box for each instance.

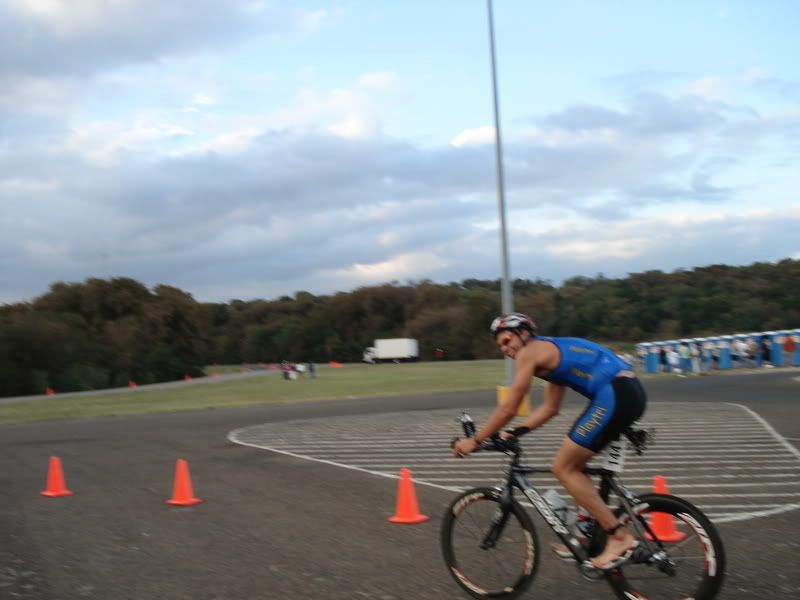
[491,461,645,563]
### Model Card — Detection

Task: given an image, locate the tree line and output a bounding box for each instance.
[1,259,798,397]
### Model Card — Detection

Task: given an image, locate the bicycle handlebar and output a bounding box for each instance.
[453,411,522,455]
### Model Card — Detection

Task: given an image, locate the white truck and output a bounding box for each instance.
[362,338,419,364]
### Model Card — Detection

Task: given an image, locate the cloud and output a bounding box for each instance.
[450,126,495,147]
[358,71,396,90]
[0,0,323,77]
[1,11,799,305]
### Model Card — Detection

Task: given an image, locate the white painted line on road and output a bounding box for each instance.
[347,463,800,472]
[696,504,784,509]
[270,434,778,445]
[227,428,464,495]
[418,478,799,487]
[727,402,800,460]
[709,503,800,523]
[228,402,800,525]
[269,447,787,458]
[407,471,800,480]
[679,492,800,498]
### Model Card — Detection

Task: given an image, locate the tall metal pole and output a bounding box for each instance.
[487,0,514,384]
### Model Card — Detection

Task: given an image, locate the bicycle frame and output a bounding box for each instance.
[446,420,726,599]
[489,456,651,565]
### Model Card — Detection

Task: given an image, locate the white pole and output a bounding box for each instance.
[487,0,514,384]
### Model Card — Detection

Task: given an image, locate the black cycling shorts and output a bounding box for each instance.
[568,376,647,452]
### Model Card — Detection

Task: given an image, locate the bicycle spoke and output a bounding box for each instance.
[610,494,725,600]
[442,488,538,599]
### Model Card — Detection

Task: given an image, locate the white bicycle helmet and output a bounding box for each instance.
[490,312,538,336]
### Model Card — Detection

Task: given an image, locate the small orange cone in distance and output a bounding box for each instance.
[41,456,73,497]
[166,459,202,506]
[647,475,687,541]
[389,468,429,524]
[45,387,55,396]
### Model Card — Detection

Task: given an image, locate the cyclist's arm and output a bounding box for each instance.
[518,382,564,432]
[471,345,537,444]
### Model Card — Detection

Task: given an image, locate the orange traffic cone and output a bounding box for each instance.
[128,380,137,388]
[166,459,202,506]
[45,387,55,396]
[41,456,73,497]
[647,475,687,541]
[388,468,429,524]
[183,374,192,382]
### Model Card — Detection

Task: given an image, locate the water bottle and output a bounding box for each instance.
[460,412,476,438]
[574,507,595,539]
[543,489,576,529]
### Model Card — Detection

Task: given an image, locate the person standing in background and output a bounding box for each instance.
[760,336,773,367]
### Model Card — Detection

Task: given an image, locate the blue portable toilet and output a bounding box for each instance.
[780,329,799,367]
[653,342,668,373]
[718,336,733,369]
[639,343,658,374]
[792,330,800,366]
[771,331,786,367]
[771,331,783,365]
[789,329,800,367]
[678,339,692,373]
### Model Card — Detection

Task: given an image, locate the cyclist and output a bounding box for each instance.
[451,312,647,570]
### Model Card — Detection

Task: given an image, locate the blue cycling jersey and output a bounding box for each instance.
[537,336,631,398]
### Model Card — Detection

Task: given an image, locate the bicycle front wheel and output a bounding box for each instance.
[607,493,726,600]
[441,488,539,599]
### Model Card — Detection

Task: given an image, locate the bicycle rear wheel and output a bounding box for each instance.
[441,488,539,599]
[607,493,726,600]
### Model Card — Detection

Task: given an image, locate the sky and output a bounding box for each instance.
[1,0,799,304]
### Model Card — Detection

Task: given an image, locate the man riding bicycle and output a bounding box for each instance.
[451,312,647,570]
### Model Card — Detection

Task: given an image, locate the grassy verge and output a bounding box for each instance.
[0,361,514,425]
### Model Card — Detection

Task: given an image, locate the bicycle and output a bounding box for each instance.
[441,413,726,599]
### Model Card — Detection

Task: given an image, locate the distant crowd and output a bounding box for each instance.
[280,360,316,380]
[637,333,798,376]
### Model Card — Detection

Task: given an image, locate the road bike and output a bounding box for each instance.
[441,414,726,599]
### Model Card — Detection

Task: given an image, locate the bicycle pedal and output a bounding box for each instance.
[630,545,653,564]
[578,562,606,582]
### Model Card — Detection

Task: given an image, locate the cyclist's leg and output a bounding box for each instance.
[551,436,636,568]
[553,379,645,568]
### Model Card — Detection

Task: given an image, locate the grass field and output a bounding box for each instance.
[0,360,517,425]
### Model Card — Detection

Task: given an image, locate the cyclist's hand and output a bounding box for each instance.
[501,426,531,440]
[451,437,479,458]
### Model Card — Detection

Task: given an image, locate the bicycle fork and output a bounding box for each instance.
[481,486,515,550]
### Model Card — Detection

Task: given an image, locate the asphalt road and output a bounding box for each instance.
[1,369,798,600]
